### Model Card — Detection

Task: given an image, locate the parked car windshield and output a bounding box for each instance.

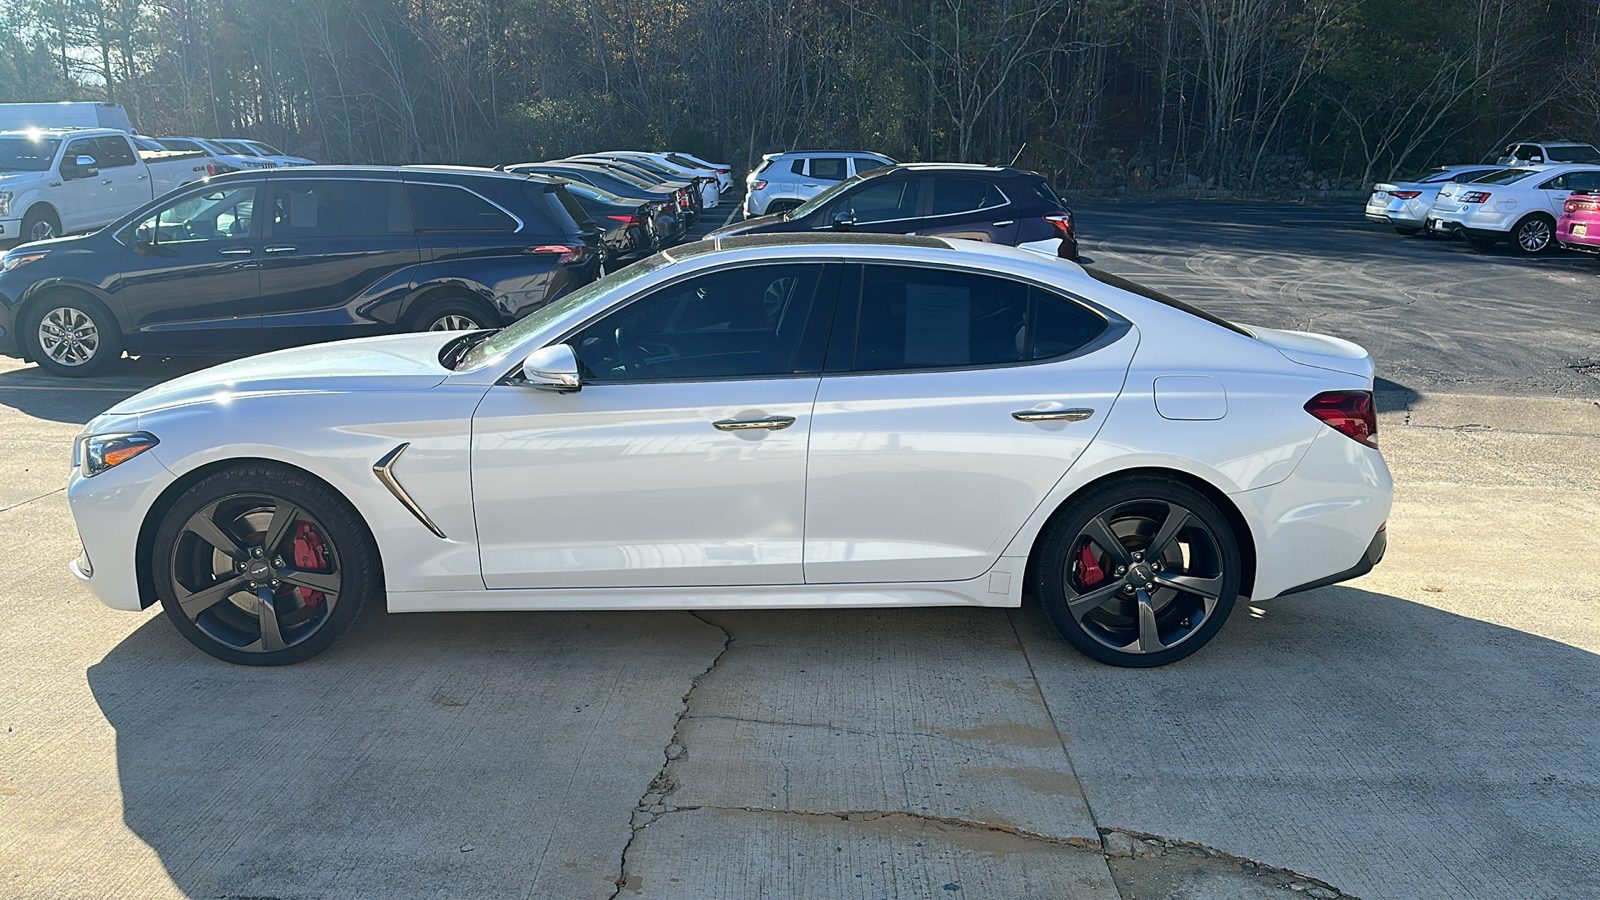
[459,253,678,371]
[1547,145,1600,163]
[0,136,62,171]
[247,141,286,155]
[790,175,864,218]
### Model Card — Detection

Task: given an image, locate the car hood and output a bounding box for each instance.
[706,213,787,239]
[1249,326,1374,380]
[111,332,457,415]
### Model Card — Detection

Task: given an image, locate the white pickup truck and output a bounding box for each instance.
[0,127,217,245]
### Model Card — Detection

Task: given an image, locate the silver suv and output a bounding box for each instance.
[1496,141,1600,166]
[744,151,895,217]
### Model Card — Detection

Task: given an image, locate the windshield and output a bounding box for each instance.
[1548,145,1600,162]
[790,175,864,219]
[220,140,257,156]
[459,253,679,371]
[1474,168,1537,185]
[247,141,286,155]
[0,136,62,171]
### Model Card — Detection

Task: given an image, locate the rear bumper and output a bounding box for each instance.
[1277,528,1387,597]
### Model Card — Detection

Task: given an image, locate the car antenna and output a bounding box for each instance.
[1009,143,1027,167]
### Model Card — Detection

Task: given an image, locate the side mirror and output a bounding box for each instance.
[831,212,856,230]
[519,344,581,392]
[1530,156,1543,164]
[65,155,99,179]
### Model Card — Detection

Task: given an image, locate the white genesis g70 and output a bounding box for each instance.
[67,234,1392,667]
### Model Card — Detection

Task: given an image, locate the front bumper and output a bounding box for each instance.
[68,441,178,612]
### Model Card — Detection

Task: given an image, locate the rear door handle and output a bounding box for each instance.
[713,416,796,431]
[264,245,298,254]
[218,247,253,256]
[992,220,1015,227]
[1012,408,1094,422]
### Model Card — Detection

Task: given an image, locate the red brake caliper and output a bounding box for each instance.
[1077,542,1105,588]
[291,523,328,608]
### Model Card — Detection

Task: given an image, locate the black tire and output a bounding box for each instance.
[412,297,498,332]
[20,206,61,244]
[153,463,381,666]
[1032,475,1241,667]
[1394,226,1421,236]
[1510,214,1556,255]
[23,291,124,377]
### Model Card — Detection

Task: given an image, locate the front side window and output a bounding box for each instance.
[931,179,1006,216]
[63,138,98,169]
[272,180,409,236]
[810,158,848,181]
[571,263,828,382]
[407,183,516,232]
[835,179,921,223]
[1548,145,1600,163]
[849,266,1104,372]
[853,158,888,175]
[133,186,259,244]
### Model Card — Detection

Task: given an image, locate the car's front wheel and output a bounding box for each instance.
[25,292,123,377]
[1032,476,1241,667]
[153,463,381,665]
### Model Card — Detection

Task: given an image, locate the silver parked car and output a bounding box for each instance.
[1495,141,1600,166]
[1364,165,1506,235]
[745,151,895,217]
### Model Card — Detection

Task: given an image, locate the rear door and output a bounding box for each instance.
[255,177,420,348]
[1537,170,1600,214]
[803,263,1134,584]
[917,177,1016,244]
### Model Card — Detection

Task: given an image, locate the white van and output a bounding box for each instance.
[0,102,134,133]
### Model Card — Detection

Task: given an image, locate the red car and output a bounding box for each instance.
[1557,191,1600,254]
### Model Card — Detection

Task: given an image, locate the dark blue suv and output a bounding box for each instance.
[0,166,601,376]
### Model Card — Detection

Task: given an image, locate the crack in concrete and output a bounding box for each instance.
[0,487,64,515]
[640,803,1104,851]
[1101,828,1358,898]
[605,611,732,900]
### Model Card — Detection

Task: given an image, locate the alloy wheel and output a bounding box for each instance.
[37,307,100,367]
[1518,219,1552,253]
[29,219,57,242]
[1060,499,1228,656]
[427,314,480,331]
[168,494,343,654]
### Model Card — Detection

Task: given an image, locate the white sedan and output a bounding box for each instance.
[1427,164,1600,253]
[67,237,1392,667]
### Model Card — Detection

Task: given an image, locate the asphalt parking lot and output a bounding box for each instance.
[2,199,1598,900]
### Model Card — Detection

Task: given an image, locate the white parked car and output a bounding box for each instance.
[663,151,734,192]
[0,128,217,244]
[67,236,1391,668]
[1364,165,1505,235]
[217,138,316,167]
[1427,164,1600,253]
[157,137,277,173]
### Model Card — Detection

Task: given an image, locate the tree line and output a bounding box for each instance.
[2,0,1596,192]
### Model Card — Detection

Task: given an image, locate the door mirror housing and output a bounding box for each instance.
[519,343,581,392]
[65,155,100,179]
[831,212,856,230]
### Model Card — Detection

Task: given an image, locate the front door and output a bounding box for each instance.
[255,178,420,348]
[471,261,838,589]
[817,176,925,234]
[55,137,107,235]
[112,183,265,354]
[803,263,1136,584]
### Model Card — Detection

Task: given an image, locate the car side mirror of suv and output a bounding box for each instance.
[518,344,581,392]
[831,212,856,230]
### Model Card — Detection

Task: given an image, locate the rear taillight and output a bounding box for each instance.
[1567,197,1600,213]
[1461,191,1491,203]
[1305,391,1377,448]
[605,214,641,226]
[206,163,218,176]
[1389,190,1421,200]
[752,180,768,191]
[531,244,592,264]
[717,168,729,174]
[1044,212,1074,239]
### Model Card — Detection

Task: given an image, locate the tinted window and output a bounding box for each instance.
[1558,171,1600,192]
[92,136,138,168]
[1548,145,1600,162]
[837,179,920,223]
[810,158,848,181]
[1030,291,1105,359]
[272,180,409,236]
[134,186,259,244]
[932,179,1006,215]
[63,138,98,167]
[572,264,826,382]
[0,136,61,171]
[853,266,1029,370]
[1032,180,1064,206]
[791,159,805,175]
[157,139,201,152]
[550,185,591,228]
[853,158,888,174]
[407,183,517,232]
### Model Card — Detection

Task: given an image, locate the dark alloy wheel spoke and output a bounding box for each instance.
[262,503,302,554]
[1144,503,1192,560]
[1081,515,1132,566]
[179,574,250,619]
[278,568,340,598]
[183,503,248,561]
[1066,580,1127,621]
[1153,572,1224,604]
[1132,588,1165,653]
[255,584,287,652]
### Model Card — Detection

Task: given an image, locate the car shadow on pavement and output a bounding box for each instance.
[89,586,1600,899]
[0,356,228,424]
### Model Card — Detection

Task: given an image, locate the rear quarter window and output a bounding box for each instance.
[1083,266,1251,337]
[408,183,518,232]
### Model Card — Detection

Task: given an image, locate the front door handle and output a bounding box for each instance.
[218,247,253,256]
[264,245,298,254]
[1012,408,1094,422]
[713,416,796,432]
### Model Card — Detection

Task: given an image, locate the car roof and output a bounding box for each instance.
[761,150,895,161]
[204,164,563,185]
[0,127,121,138]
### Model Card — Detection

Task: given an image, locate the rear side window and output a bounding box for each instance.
[408,183,517,232]
[1548,145,1600,163]
[853,158,888,174]
[847,265,1105,371]
[549,185,592,228]
[931,179,1006,215]
[1032,180,1064,206]
[810,158,849,181]
[791,159,806,175]
[93,136,138,168]
[1545,171,1600,192]
[272,180,410,236]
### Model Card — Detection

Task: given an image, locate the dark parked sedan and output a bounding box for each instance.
[0,166,601,376]
[557,179,659,266]
[707,164,1078,260]
[506,162,692,233]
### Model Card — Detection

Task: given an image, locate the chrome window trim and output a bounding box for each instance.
[924,182,1011,220]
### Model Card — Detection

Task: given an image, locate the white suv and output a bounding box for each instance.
[1495,141,1600,166]
[745,151,894,217]
[1427,164,1600,254]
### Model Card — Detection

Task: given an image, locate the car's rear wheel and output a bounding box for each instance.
[1032,476,1241,667]
[1510,214,1556,255]
[414,297,497,332]
[24,292,123,377]
[154,464,380,666]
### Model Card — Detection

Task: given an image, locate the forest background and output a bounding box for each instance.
[3,0,1597,194]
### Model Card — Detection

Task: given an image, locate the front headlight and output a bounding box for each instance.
[77,431,160,477]
[2,250,48,272]
[0,191,11,217]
